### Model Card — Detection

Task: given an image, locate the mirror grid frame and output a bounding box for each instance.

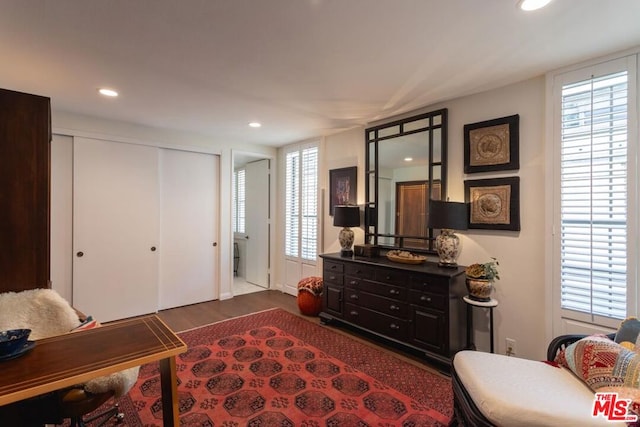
[364,108,448,254]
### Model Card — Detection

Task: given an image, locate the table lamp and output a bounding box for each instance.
[333,205,360,257]
[428,200,468,267]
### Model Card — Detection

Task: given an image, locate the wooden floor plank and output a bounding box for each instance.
[156,290,300,332]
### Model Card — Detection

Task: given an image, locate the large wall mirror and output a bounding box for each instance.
[365,109,448,253]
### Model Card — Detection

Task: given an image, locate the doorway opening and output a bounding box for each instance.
[233,152,273,296]
[395,180,441,249]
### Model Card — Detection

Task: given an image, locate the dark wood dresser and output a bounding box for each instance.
[319,252,467,366]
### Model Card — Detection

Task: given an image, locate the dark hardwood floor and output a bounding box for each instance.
[156,289,303,332]
[155,289,448,376]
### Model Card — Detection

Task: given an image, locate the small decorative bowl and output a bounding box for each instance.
[0,329,31,356]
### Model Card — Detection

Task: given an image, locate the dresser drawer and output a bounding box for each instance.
[344,275,365,288]
[349,305,408,342]
[359,291,409,317]
[409,274,448,294]
[361,280,407,300]
[345,263,374,279]
[323,271,343,286]
[374,268,408,286]
[344,303,361,324]
[344,288,360,304]
[324,260,344,274]
[409,290,447,311]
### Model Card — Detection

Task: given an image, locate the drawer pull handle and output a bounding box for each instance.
[329,275,336,281]
[421,296,432,302]
[349,280,357,286]
[331,265,337,270]
[422,282,429,287]
[385,275,392,280]
[350,294,359,300]
[350,310,359,316]
[389,289,400,295]
[390,304,400,311]
[389,323,400,330]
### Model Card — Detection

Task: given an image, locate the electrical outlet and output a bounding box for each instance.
[506,338,516,356]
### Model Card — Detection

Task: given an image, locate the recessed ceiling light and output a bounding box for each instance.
[248,122,262,128]
[517,0,552,11]
[404,157,413,162]
[98,88,118,97]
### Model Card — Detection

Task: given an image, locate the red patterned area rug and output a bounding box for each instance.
[116,308,453,426]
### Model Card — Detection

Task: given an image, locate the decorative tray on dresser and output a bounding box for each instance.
[319,252,467,367]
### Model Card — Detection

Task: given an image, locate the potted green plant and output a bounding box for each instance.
[465,258,499,301]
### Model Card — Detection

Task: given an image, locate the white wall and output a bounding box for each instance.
[321,128,366,255]
[447,77,546,360]
[317,76,547,360]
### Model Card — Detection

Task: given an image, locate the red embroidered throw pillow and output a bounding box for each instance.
[555,335,640,391]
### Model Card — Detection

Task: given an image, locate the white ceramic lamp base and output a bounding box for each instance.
[436,229,461,267]
[339,227,354,257]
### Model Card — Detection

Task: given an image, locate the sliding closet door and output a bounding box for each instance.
[73,137,159,322]
[158,149,219,310]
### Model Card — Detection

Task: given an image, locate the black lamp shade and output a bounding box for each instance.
[428,200,468,230]
[333,205,360,227]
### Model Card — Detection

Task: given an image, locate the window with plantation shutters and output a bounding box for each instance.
[233,169,246,234]
[301,148,318,260]
[285,145,318,260]
[553,54,638,328]
[285,151,299,257]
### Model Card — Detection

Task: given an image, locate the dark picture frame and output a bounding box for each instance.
[464,114,519,173]
[329,166,357,216]
[464,177,520,231]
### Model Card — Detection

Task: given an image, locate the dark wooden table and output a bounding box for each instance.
[0,314,186,426]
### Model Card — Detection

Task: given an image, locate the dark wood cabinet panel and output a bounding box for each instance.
[0,89,51,292]
[323,284,344,317]
[410,306,446,353]
[319,252,467,366]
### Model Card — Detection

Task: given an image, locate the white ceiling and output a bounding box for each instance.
[1,0,639,148]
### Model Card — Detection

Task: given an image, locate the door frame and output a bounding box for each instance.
[231,150,276,295]
[395,180,442,249]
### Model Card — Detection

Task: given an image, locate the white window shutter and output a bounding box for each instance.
[233,169,246,234]
[559,70,629,321]
[285,146,318,260]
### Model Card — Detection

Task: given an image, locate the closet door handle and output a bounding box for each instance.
[76,251,84,258]
[150,246,157,252]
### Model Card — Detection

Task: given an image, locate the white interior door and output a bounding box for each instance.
[159,149,219,310]
[245,159,270,287]
[73,137,159,322]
